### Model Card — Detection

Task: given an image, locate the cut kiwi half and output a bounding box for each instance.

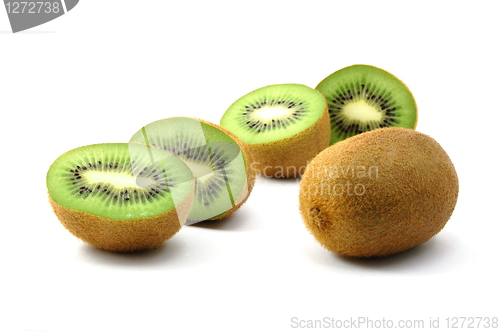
[129,117,256,224]
[316,64,418,145]
[220,83,330,178]
[47,143,194,252]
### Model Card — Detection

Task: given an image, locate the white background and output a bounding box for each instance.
[1,1,499,331]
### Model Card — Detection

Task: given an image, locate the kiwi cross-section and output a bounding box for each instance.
[220,83,330,178]
[129,117,256,224]
[46,143,194,252]
[316,64,418,145]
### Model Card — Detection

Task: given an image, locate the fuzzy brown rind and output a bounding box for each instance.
[49,189,194,252]
[299,127,459,257]
[186,118,257,221]
[244,104,331,178]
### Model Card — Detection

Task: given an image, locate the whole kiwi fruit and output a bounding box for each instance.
[220,83,330,178]
[299,127,459,257]
[47,143,195,252]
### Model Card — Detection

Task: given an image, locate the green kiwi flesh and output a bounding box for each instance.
[47,143,194,220]
[220,84,327,144]
[316,64,417,145]
[129,117,251,223]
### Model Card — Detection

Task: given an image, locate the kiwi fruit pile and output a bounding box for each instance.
[47,63,459,257]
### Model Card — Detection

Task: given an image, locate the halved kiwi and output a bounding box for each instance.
[129,117,255,223]
[47,143,194,252]
[316,64,418,145]
[220,83,330,178]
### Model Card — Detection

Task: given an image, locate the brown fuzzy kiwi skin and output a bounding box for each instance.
[243,103,331,178]
[179,118,257,222]
[49,188,194,252]
[299,127,459,258]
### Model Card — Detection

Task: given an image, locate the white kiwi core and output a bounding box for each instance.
[252,106,294,121]
[84,171,156,189]
[182,159,214,178]
[342,100,383,123]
